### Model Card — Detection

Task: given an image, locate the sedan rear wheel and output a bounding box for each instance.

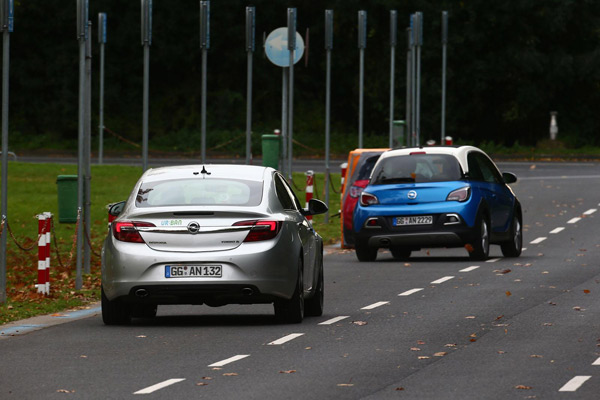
[305,256,324,317]
[274,259,304,324]
[101,286,132,325]
[469,212,490,261]
[501,214,522,257]
[355,242,377,262]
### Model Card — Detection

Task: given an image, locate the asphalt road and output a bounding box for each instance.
[1,161,600,399]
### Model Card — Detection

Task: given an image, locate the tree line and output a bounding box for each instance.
[6,0,600,154]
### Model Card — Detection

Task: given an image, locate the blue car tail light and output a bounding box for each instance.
[446,186,471,202]
[360,192,379,206]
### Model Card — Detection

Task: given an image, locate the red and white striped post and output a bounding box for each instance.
[340,162,348,190]
[37,213,52,294]
[305,170,314,220]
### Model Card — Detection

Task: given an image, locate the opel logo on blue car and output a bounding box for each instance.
[187,221,200,234]
[407,190,418,200]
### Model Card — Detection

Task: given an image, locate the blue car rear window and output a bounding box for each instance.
[372,154,462,184]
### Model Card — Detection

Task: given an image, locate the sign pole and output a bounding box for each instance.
[245,7,255,165]
[281,68,288,177]
[98,13,106,164]
[324,10,333,223]
[405,27,412,148]
[358,11,366,148]
[75,0,88,290]
[0,0,13,303]
[441,11,448,145]
[287,8,296,181]
[141,0,152,171]
[84,20,92,274]
[415,12,423,146]
[389,10,397,148]
[200,1,210,163]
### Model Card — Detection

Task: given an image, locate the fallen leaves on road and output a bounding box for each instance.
[543,323,553,326]
[515,385,532,390]
[465,316,476,319]
[417,340,426,345]
[573,306,584,311]
[584,289,590,294]
[410,347,421,351]
[395,387,405,391]
[56,389,75,393]
[352,321,368,326]
[418,356,430,360]
[445,343,457,347]
[530,355,543,358]
[223,373,238,376]
[464,244,474,252]
[506,291,512,297]
[337,384,354,387]
[196,382,209,386]
[497,350,506,354]
[136,335,147,338]
[433,352,447,357]
[280,370,297,374]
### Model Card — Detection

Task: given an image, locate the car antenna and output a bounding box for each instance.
[200,165,211,176]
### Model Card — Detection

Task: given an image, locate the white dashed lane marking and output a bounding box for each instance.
[568,217,581,224]
[486,258,501,263]
[208,354,250,367]
[583,209,596,215]
[530,237,547,244]
[267,333,305,345]
[398,288,424,296]
[550,227,564,234]
[459,266,479,272]
[430,276,454,285]
[134,379,186,395]
[318,316,350,325]
[361,301,390,310]
[558,376,592,392]
[592,357,600,366]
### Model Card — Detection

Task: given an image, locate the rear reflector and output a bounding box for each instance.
[233,220,282,242]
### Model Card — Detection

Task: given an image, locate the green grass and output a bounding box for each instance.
[0,162,342,324]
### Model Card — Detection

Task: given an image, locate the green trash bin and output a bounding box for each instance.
[261,134,280,170]
[56,175,78,223]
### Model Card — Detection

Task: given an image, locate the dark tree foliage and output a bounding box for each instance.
[5,0,600,151]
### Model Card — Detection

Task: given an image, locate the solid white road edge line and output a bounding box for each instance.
[268,333,305,345]
[430,276,454,285]
[361,301,390,310]
[398,288,424,296]
[319,316,350,325]
[208,354,250,367]
[558,376,592,392]
[550,227,564,234]
[134,378,186,395]
[530,237,547,244]
[459,266,480,272]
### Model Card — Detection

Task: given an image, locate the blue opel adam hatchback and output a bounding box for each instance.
[353,146,522,261]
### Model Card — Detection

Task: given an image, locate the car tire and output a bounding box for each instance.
[132,304,158,319]
[101,286,132,325]
[469,211,490,261]
[305,256,324,317]
[274,259,304,324]
[355,242,377,262]
[501,214,522,257]
[390,246,411,260]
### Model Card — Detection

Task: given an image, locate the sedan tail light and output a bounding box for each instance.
[360,192,379,206]
[349,179,370,198]
[233,220,282,242]
[112,221,155,243]
[446,186,471,202]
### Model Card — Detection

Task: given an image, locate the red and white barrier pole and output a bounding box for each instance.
[44,212,52,294]
[340,162,348,190]
[305,170,314,220]
[444,136,453,146]
[37,214,48,294]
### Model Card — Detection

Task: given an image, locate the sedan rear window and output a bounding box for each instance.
[136,178,263,207]
[372,154,462,184]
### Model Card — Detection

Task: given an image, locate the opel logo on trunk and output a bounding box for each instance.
[187,221,200,234]
[407,190,418,200]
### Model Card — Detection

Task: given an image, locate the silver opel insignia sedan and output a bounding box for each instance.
[101,164,328,325]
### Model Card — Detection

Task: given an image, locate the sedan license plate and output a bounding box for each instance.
[165,265,222,278]
[394,215,433,226]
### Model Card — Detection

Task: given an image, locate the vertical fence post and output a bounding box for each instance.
[44,212,52,294]
[37,214,47,294]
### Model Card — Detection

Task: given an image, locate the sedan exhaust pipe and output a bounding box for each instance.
[241,287,254,296]
[135,288,149,298]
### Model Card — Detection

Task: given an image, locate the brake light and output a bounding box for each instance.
[112,221,155,243]
[233,220,282,242]
[360,192,379,206]
[349,179,370,198]
[447,186,471,202]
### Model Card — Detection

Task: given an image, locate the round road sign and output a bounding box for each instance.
[265,27,304,67]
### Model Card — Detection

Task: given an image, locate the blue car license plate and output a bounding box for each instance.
[165,265,222,278]
[393,216,433,226]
